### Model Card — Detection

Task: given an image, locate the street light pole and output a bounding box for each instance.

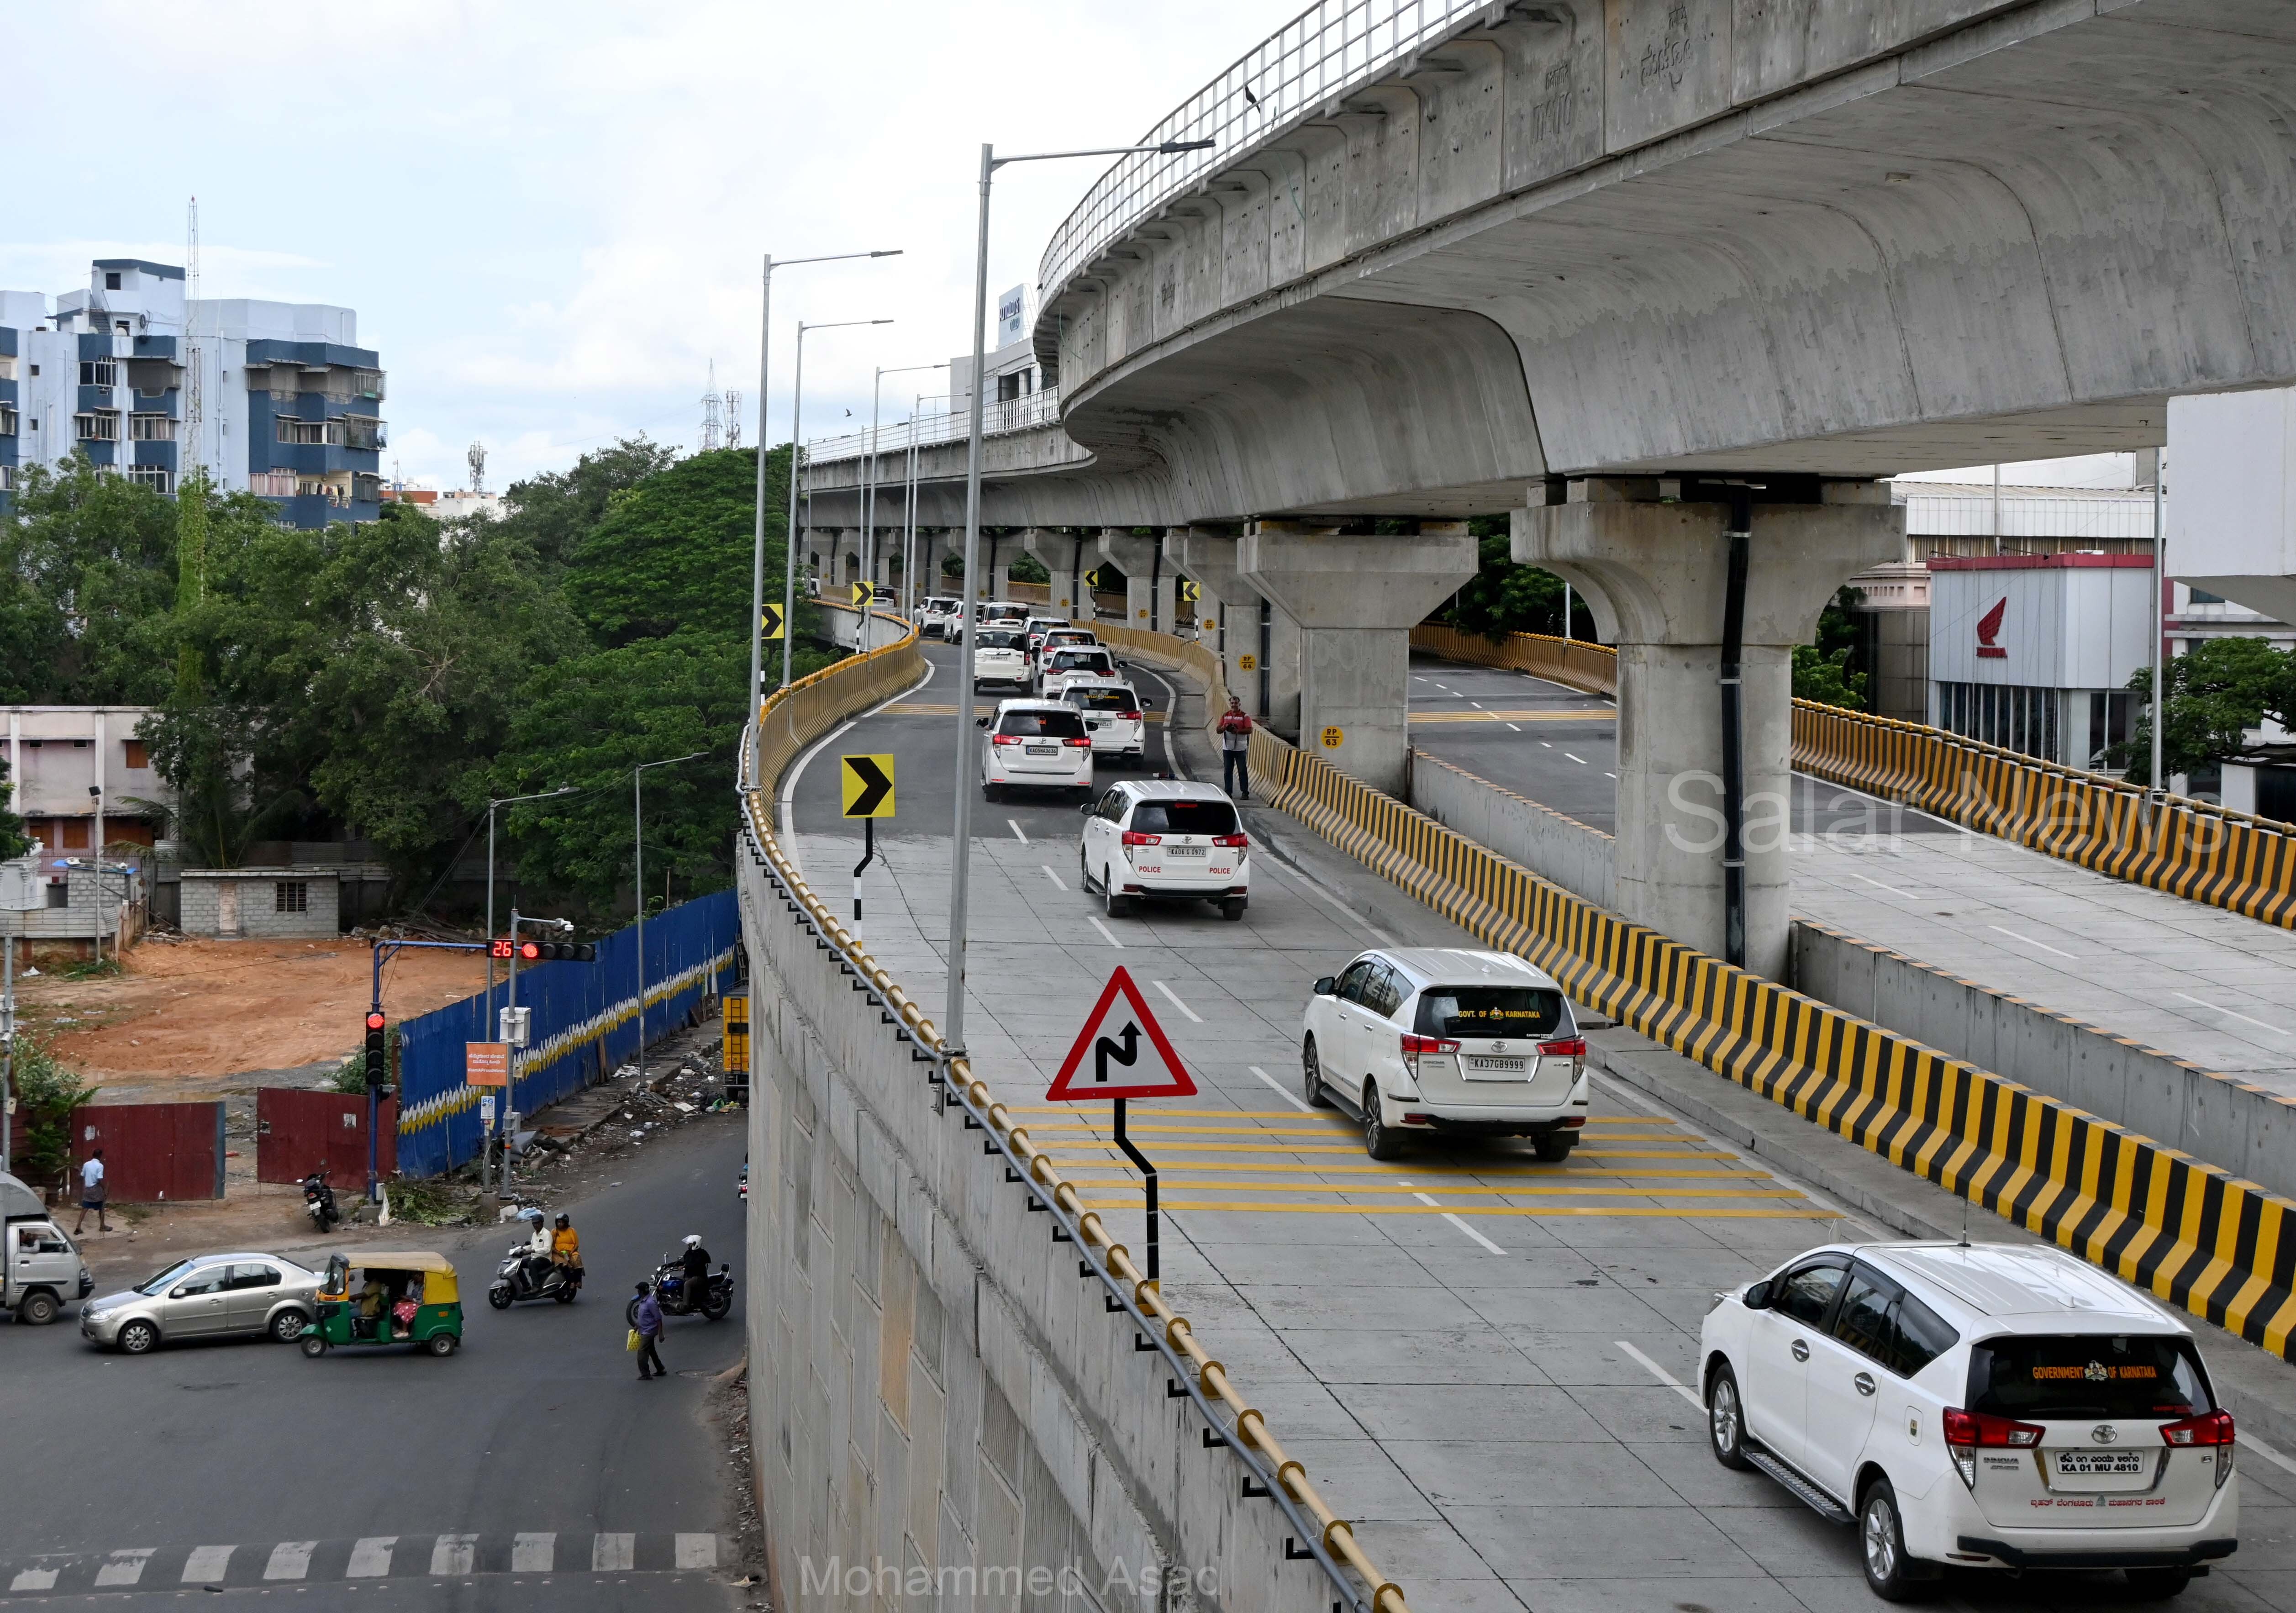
[781,318,894,691]
[486,785,575,1003]
[87,785,103,968]
[942,135,1214,1054]
[864,364,948,627]
[749,249,902,743]
[632,752,706,1079]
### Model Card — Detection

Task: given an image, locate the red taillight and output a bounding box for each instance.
[1122,831,1161,846]
[1212,833,1248,848]
[1064,736,1091,748]
[2161,1410,2235,1447]
[991,733,1022,746]
[1537,1038,1587,1057]
[1943,1409,2044,1449]
[1121,710,1143,722]
[1401,1033,1461,1056]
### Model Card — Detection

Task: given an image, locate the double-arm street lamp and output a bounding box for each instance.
[780,318,895,691]
[485,785,576,1000]
[864,362,948,627]
[746,249,902,749]
[942,135,1214,1054]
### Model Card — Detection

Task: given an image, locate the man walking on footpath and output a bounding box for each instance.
[73,1149,108,1236]
[632,1281,665,1380]
[1216,696,1253,802]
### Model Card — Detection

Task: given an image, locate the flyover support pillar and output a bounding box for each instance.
[1099,530,1174,634]
[1514,483,1901,980]
[1241,522,1477,795]
[1172,529,1302,733]
[1022,530,1090,619]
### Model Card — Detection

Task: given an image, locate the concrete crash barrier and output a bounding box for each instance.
[1409,622,2296,932]
[1245,720,2296,1365]
[736,618,1408,1613]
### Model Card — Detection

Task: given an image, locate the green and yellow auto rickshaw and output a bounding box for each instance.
[300,1251,463,1358]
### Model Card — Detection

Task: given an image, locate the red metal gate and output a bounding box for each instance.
[255,1089,398,1186]
[70,1102,226,1202]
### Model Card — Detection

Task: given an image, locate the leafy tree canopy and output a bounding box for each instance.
[2111,636,2296,785]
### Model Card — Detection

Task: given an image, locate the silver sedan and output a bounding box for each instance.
[80,1252,323,1355]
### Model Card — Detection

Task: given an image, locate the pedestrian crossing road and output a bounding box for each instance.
[2,1535,723,1595]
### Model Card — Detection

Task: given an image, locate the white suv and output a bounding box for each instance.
[1301,949,1588,1161]
[979,700,1093,800]
[1078,781,1249,919]
[921,597,960,638]
[1060,676,1148,765]
[1701,1241,2238,1601]
[972,626,1031,690]
[1038,644,1120,699]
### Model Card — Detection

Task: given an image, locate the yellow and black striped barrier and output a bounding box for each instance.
[1246,723,2296,1361]
[1408,624,2296,932]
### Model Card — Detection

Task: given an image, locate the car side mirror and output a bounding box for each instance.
[1312,976,1337,996]
[1079,801,1094,814]
[1743,1280,1772,1311]
[976,717,990,728]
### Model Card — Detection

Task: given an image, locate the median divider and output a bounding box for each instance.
[738,616,1406,1613]
[1409,622,2296,931]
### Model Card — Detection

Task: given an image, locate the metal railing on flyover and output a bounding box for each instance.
[737,618,1407,1613]
[1408,623,2296,931]
[1038,0,1492,300]
[802,388,1062,468]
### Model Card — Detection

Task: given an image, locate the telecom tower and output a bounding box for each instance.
[467,441,487,494]
[184,197,204,480]
[699,361,724,452]
[724,389,743,451]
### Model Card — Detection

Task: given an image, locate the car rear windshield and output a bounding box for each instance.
[1052,651,1112,669]
[976,631,1025,649]
[1414,987,1564,1039]
[1966,1334,2214,1421]
[1130,800,1238,836]
[1068,688,1137,712]
[998,710,1087,738]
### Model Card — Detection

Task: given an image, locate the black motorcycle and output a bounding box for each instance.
[626,1257,733,1325]
[301,1170,340,1231]
[488,1242,582,1308]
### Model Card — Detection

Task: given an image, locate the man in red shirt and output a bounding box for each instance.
[1215,696,1253,801]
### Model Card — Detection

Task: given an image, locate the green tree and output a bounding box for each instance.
[2111,637,2296,785]
[1010,551,1049,585]
[1440,532,1595,639]
[0,455,180,704]
[490,436,682,575]
[1791,587,1868,711]
[0,756,32,862]
[8,1035,96,1189]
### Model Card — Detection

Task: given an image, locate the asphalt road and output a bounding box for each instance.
[1406,653,1954,838]
[0,1117,751,1611]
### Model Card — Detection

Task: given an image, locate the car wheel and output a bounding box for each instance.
[1706,1362,1754,1470]
[1079,848,1095,893]
[1104,870,1132,919]
[983,782,1002,803]
[1532,1130,1575,1163]
[2123,1568,2193,1600]
[300,1333,326,1358]
[1859,1477,1921,1603]
[16,1290,58,1326]
[269,1308,310,1343]
[117,1319,158,1355]
[428,1333,459,1357]
[1363,1082,1405,1160]
[1302,1035,1332,1107]
[1220,897,1246,921]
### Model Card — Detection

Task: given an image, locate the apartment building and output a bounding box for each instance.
[0,258,385,527]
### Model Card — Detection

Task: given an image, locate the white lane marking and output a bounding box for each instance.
[1987,923,2079,961]
[1253,853,1392,946]
[675,1535,720,1570]
[1617,1339,1705,1409]
[1469,701,1483,709]
[1539,741,1552,748]
[1042,864,1069,891]
[95,1550,155,1587]
[592,1534,635,1572]
[1848,870,1917,899]
[1564,752,1587,765]
[1400,1182,1509,1254]
[1152,980,1203,1022]
[264,1542,318,1581]
[2239,1429,2296,1476]
[1249,1064,1315,1114]
[512,1534,555,1572]
[347,1539,396,1577]
[1088,916,1125,949]
[1604,771,1616,779]
[182,1546,235,1584]
[1008,819,1028,843]
[9,1569,58,1592]
[430,1535,479,1576]
[2173,991,2290,1036]
[777,656,933,870]
[1506,723,1522,732]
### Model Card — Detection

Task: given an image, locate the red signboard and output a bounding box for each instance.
[70,1102,226,1202]
[254,1089,399,1186]
[465,1043,509,1087]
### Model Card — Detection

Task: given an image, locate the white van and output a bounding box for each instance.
[3,1170,92,1325]
[1701,1240,2238,1600]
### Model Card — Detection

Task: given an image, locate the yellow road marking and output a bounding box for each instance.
[1011,1156,1768,1181]
[1079,1199,1835,1219]
[1023,1120,1680,1141]
[1047,1139,1740,1160]
[1006,1107,1672,1123]
[1058,1177,1807,1201]
[886,701,1165,722]
[1408,709,1613,724]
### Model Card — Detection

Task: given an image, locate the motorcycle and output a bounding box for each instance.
[487,1240,582,1308]
[302,1170,340,1231]
[626,1256,734,1325]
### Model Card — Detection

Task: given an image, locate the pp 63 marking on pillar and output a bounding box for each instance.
[1320,726,1344,750]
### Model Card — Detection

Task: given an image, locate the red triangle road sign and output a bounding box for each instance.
[1045,965,1199,1102]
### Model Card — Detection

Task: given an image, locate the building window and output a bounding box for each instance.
[276,418,331,446]
[0,467,13,492]
[127,465,172,493]
[74,411,120,442]
[0,355,14,380]
[2087,690,2135,769]
[123,739,149,770]
[1937,681,2061,764]
[129,413,176,441]
[249,471,298,497]
[341,416,386,451]
[0,404,16,435]
[45,882,68,909]
[79,360,118,388]
[58,817,89,849]
[275,880,308,914]
[115,320,130,336]
[104,271,121,290]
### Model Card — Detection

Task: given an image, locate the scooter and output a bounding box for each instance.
[626,1257,734,1324]
[301,1170,340,1231]
[487,1242,581,1308]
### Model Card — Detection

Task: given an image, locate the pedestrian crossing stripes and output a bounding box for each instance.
[2,1534,725,1594]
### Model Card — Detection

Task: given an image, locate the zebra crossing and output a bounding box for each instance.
[3,1533,723,1594]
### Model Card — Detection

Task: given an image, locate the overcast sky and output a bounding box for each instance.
[1,0,1307,491]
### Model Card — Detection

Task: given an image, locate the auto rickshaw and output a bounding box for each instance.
[300,1251,463,1357]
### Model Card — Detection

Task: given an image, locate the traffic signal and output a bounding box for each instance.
[363,1010,388,1086]
[489,938,514,960]
[516,939,597,963]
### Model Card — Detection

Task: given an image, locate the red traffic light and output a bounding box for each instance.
[519,941,542,961]
[364,1011,387,1032]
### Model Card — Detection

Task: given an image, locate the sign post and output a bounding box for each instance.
[1045,966,1197,1281]
[840,753,896,921]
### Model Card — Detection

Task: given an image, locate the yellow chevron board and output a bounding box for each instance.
[1255,733,2296,1362]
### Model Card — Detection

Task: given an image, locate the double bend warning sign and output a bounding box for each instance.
[1045,966,1198,1102]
